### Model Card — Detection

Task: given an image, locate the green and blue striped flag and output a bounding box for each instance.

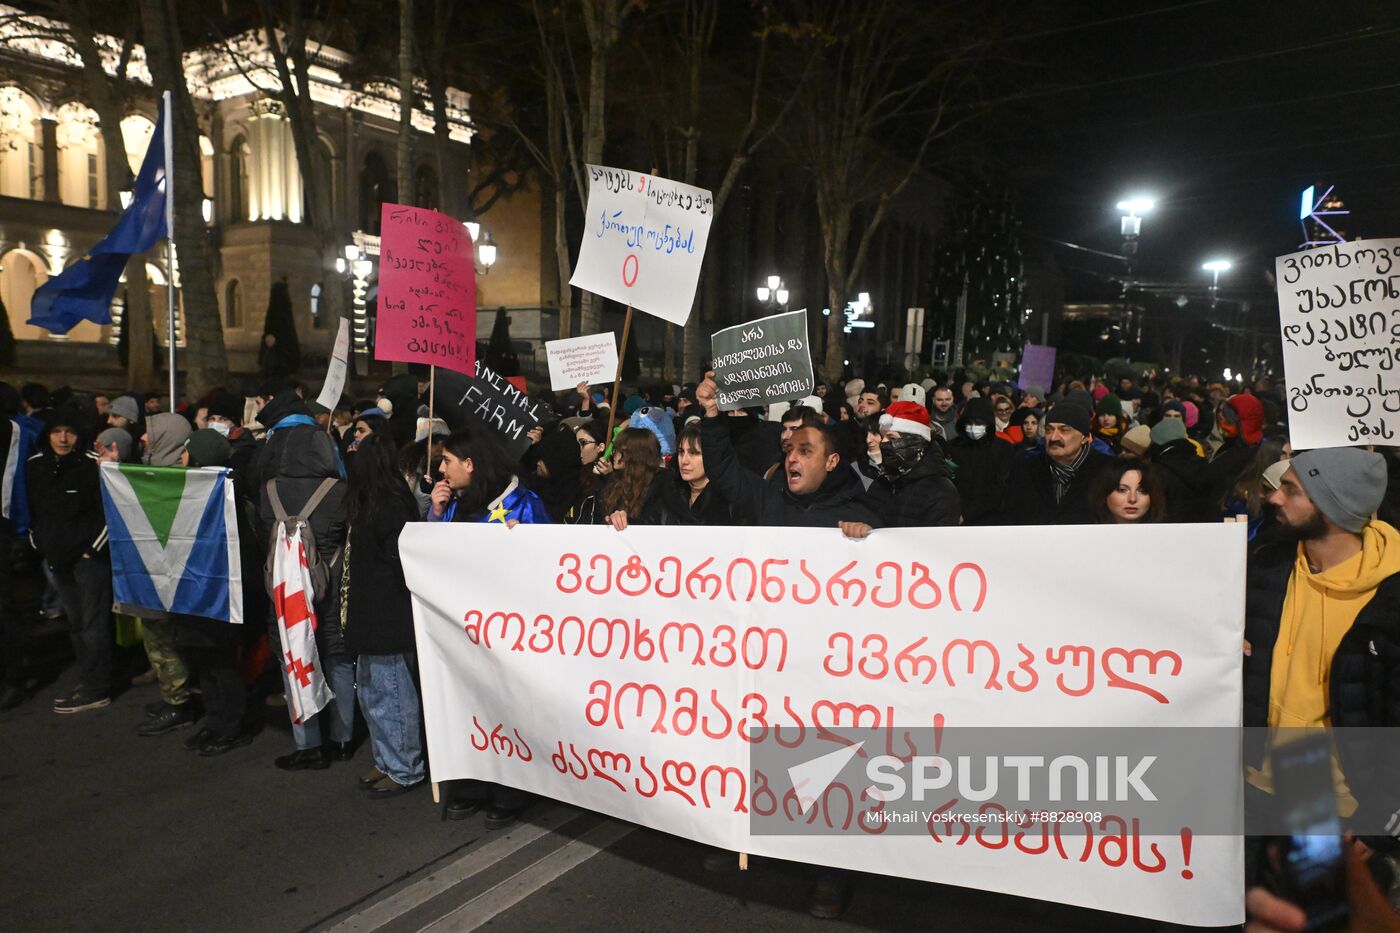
[98,462,243,625]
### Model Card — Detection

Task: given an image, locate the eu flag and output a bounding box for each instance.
[27,108,169,333]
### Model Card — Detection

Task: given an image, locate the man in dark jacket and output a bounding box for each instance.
[695,374,882,530]
[869,401,960,527]
[27,407,112,713]
[1243,448,1400,859]
[254,390,355,771]
[949,398,1013,526]
[999,400,1110,525]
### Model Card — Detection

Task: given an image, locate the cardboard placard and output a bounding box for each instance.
[375,203,477,376]
[1275,239,1400,448]
[433,361,547,458]
[569,165,714,326]
[1019,343,1056,391]
[546,333,619,392]
[710,308,814,411]
[315,318,351,411]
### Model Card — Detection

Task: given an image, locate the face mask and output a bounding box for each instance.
[879,435,927,475]
[208,421,232,437]
[965,424,987,441]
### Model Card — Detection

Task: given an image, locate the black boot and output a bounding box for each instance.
[136,703,196,736]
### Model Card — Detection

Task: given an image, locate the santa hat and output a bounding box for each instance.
[879,401,931,440]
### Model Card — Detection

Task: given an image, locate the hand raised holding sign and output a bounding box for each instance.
[696,370,720,417]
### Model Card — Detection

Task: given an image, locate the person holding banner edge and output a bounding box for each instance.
[426,424,547,827]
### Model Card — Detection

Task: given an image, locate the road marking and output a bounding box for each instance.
[418,818,636,932]
[325,807,586,933]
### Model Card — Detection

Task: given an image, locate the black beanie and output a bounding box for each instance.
[1045,401,1092,436]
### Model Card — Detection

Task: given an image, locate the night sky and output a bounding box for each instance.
[1005,0,1400,298]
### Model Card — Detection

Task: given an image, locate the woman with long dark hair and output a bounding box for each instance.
[598,427,663,526]
[1090,455,1166,524]
[425,425,548,827]
[427,425,550,526]
[605,424,733,528]
[343,432,425,796]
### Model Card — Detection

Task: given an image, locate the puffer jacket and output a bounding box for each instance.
[26,447,106,570]
[1243,541,1400,853]
[255,391,347,656]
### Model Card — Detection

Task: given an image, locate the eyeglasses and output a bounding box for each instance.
[995,407,1013,414]
[577,437,600,447]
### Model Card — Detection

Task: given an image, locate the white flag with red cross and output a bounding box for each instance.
[271,524,333,723]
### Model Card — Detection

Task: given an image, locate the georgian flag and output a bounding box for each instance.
[271,524,333,723]
[99,462,242,624]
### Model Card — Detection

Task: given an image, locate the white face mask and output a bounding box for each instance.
[965,424,987,440]
[207,421,232,437]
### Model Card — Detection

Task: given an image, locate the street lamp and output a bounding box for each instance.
[1202,258,1232,291]
[336,242,361,276]
[477,230,497,273]
[756,274,788,307]
[1116,195,1155,256]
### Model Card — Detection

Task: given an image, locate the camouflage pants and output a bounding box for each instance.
[142,617,191,705]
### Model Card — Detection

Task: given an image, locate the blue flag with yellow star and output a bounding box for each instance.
[28,106,168,333]
[443,477,551,525]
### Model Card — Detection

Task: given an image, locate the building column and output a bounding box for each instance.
[40,117,59,202]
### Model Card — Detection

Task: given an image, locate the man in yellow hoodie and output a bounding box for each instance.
[1243,447,1400,863]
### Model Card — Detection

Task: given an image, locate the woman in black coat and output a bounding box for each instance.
[606,424,735,528]
[342,432,425,795]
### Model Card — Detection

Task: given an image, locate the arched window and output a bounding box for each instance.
[358,151,394,234]
[0,247,48,339]
[200,134,214,217]
[0,87,42,200]
[147,261,185,348]
[120,113,155,175]
[309,281,323,328]
[56,102,104,208]
[228,135,250,222]
[224,279,242,329]
[414,164,438,210]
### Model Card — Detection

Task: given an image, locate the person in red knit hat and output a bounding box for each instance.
[866,401,960,526]
[1206,392,1265,512]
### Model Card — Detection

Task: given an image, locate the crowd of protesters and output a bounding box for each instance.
[3,364,1399,925]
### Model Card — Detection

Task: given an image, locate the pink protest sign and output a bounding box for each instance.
[374,203,477,375]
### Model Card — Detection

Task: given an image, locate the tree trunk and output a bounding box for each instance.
[259,3,344,344]
[397,0,415,205]
[547,60,573,339]
[577,0,619,335]
[59,0,156,390]
[428,0,456,215]
[139,0,226,395]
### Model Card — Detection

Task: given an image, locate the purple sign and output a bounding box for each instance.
[1018,343,1056,390]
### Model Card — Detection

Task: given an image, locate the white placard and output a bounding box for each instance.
[402,523,1246,927]
[315,318,351,411]
[545,332,619,392]
[569,165,714,326]
[1275,239,1400,449]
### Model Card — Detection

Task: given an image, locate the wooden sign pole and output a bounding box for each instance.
[603,305,634,446]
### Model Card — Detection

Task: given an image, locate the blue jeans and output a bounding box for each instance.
[356,653,425,785]
[283,651,355,749]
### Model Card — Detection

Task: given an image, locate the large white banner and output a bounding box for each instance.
[569,165,714,326]
[402,523,1246,927]
[1275,238,1400,449]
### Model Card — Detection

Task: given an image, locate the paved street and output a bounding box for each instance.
[0,656,1175,933]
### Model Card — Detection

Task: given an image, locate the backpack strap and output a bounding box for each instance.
[300,476,339,520]
[266,479,290,523]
